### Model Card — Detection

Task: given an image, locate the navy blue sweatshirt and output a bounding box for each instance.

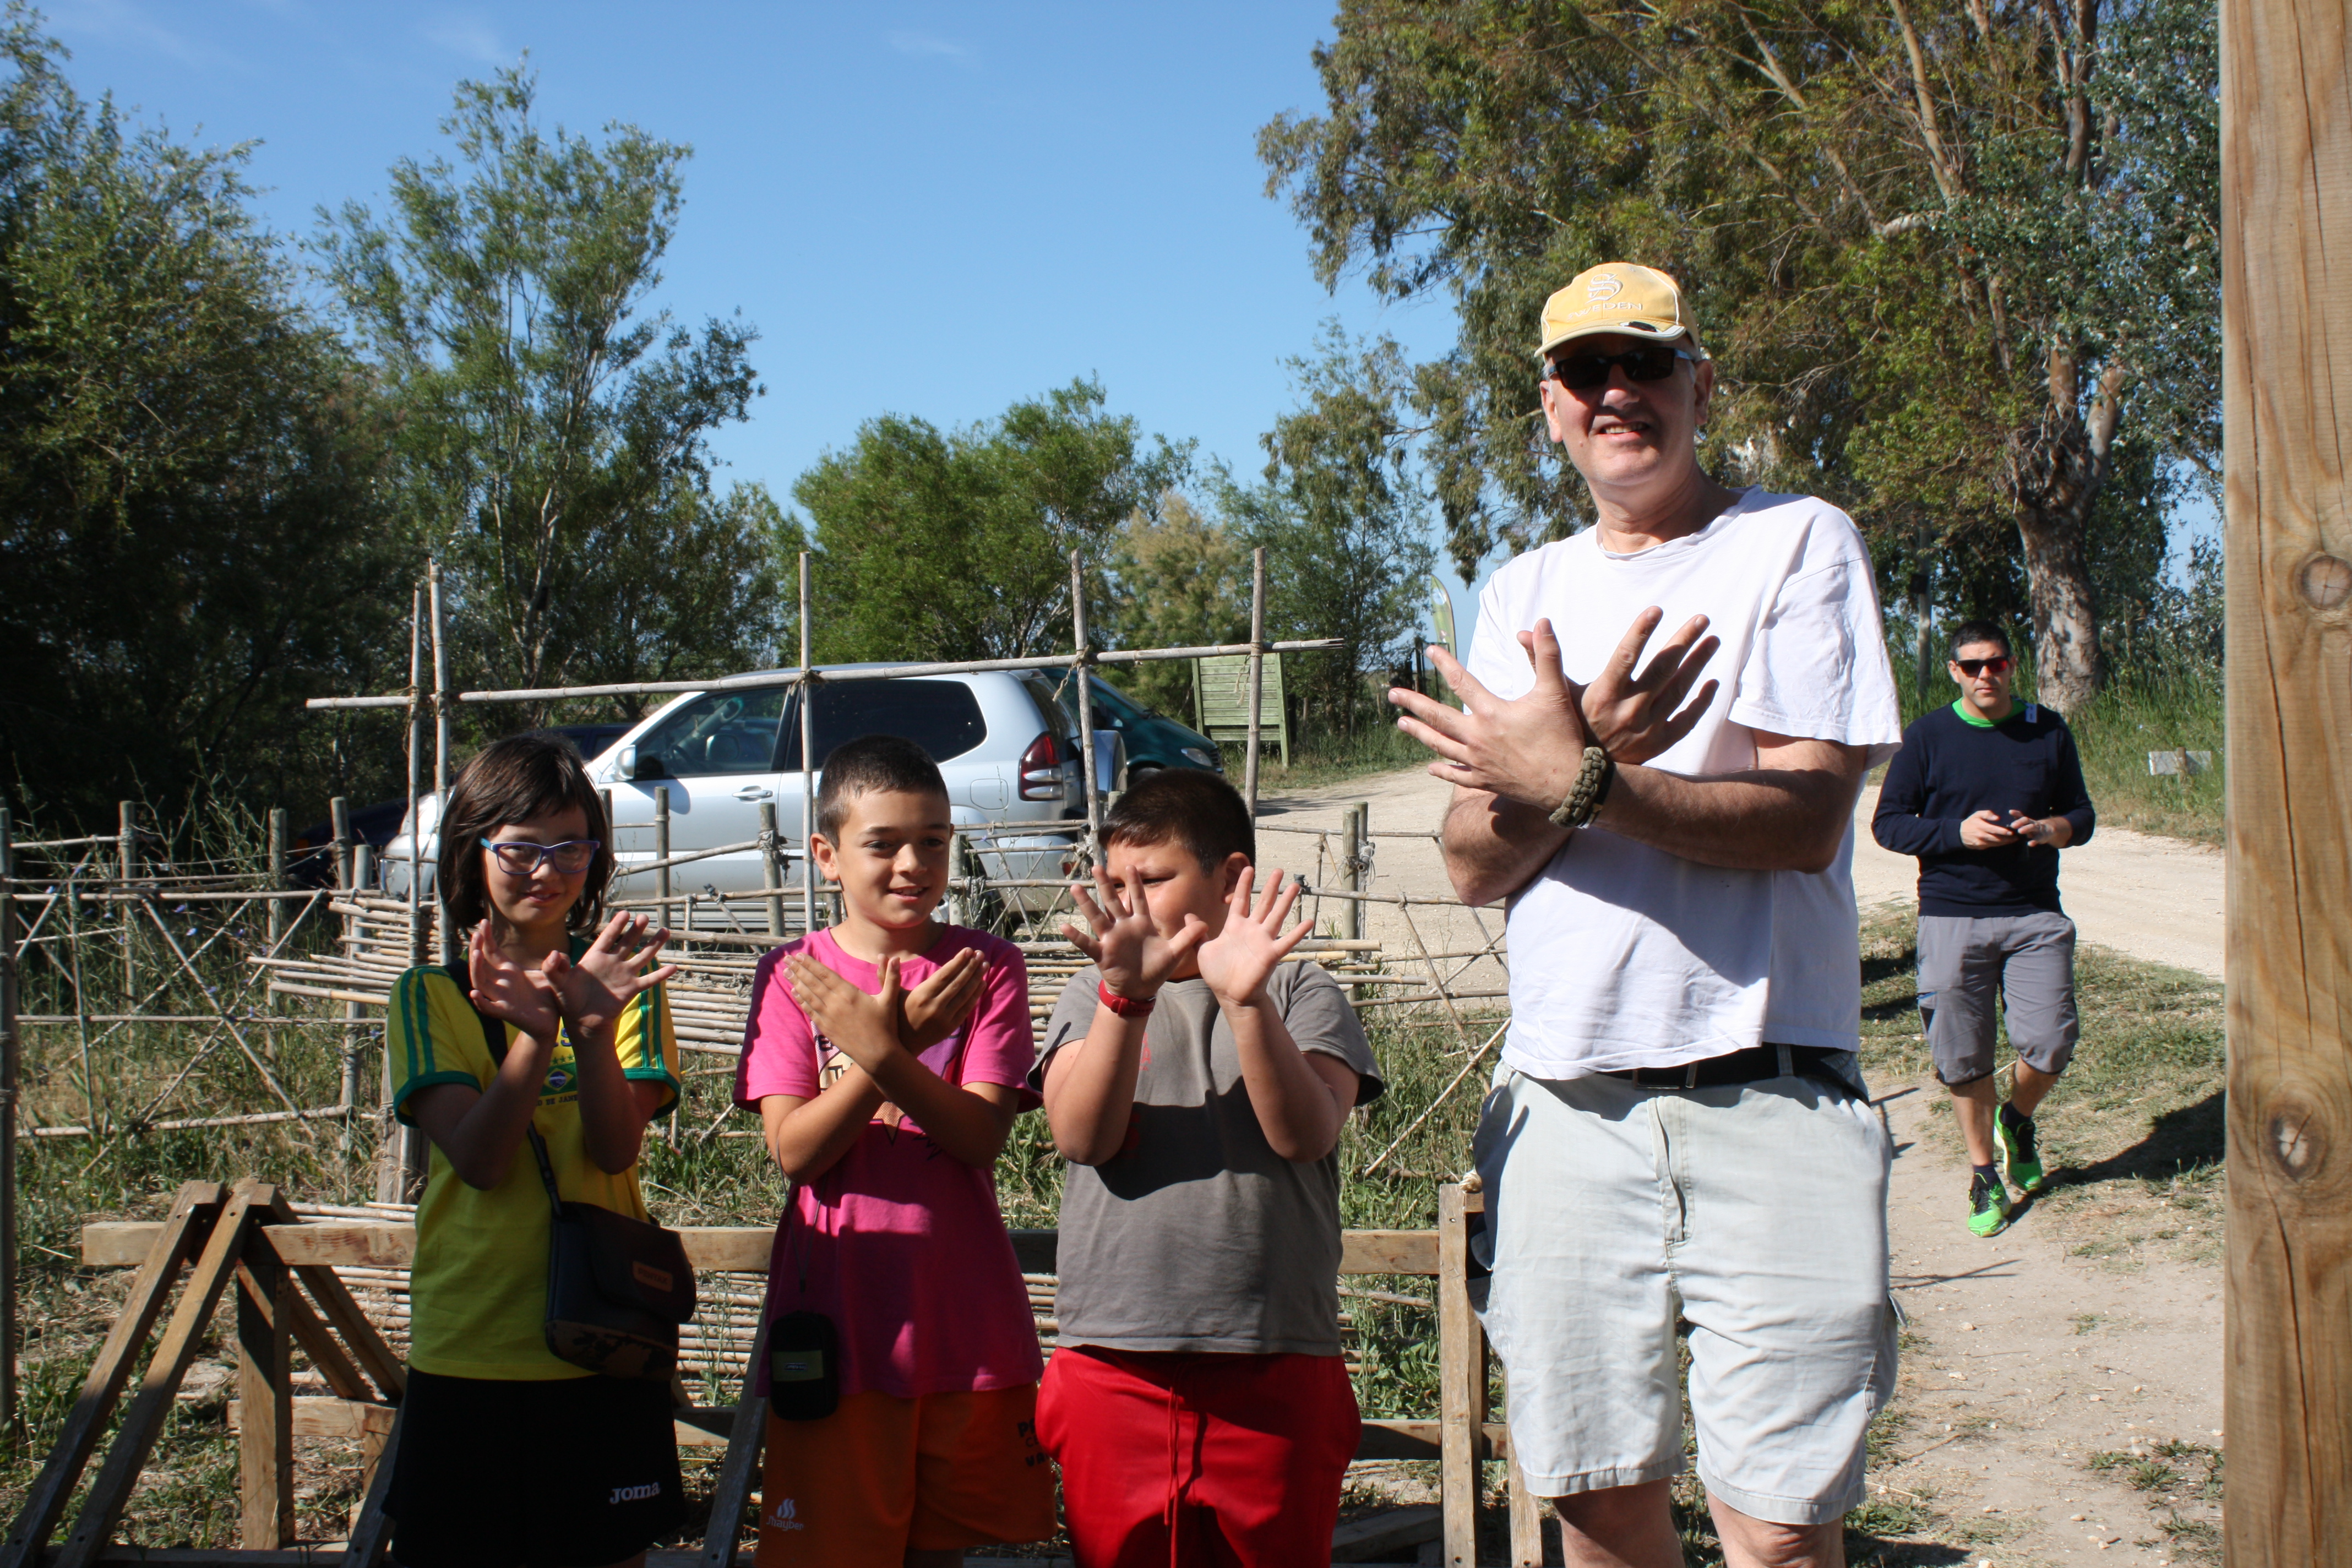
[1871,701,2097,917]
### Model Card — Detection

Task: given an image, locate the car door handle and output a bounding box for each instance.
[734,786,774,801]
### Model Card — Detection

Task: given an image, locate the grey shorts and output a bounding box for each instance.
[1469,1064,1898,1526]
[1917,912,2078,1085]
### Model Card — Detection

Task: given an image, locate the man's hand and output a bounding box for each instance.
[1063,868,1208,1000]
[783,952,905,1076]
[1959,809,2020,849]
[541,912,680,1038]
[1387,611,1721,808]
[899,947,985,1050]
[1194,866,1313,1008]
[2007,810,2073,848]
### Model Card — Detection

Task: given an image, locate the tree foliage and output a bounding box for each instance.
[793,380,1189,665]
[1261,0,2219,710]
[1106,490,1249,716]
[319,66,781,720]
[0,13,401,825]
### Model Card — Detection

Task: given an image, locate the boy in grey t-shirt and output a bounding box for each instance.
[1032,769,1382,1567]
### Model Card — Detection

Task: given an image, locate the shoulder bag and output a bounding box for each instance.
[451,962,697,1381]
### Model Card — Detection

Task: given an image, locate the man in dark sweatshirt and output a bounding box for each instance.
[1872,620,2096,1238]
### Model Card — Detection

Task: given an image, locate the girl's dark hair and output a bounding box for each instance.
[1101,767,1255,872]
[436,733,613,935]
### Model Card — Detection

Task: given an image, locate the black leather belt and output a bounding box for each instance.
[1606,1043,1847,1091]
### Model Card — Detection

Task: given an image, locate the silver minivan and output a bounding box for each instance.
[382,667,1120,923]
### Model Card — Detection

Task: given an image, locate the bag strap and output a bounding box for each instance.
[444,959,565,1222]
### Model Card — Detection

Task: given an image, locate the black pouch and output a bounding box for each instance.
[453,961,696,1382]
[767,1308,841,1421]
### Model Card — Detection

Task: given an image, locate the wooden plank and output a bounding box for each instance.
[1330,1505,1441,1562]
[235,1236,295,1549]
[2220,0,2352,1557]
[271,1281,369,1404]
[226,1396,397,1444]
[1506,1453,1543,1566]
[54,1183,263,1568]
[1435,1182,1478,1568]
[697,1324,767,1568]
[1353,1419,1508,1462]
[96,1217,1444,1278]
[0,1181,226,1568]
[340,1403,401,1568]
[253,1190,407,1404]
[1340,1229,1438,1276]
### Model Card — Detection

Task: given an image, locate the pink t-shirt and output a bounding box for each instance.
[733,925,1044,1399]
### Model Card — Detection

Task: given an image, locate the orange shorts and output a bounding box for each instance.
[756,1384,1057,1566]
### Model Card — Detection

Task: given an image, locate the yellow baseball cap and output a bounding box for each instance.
[1537,263,1708,360]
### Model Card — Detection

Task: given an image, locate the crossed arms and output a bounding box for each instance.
[1387,611,1872,906]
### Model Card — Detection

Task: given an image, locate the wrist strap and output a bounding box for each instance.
[1098,980,1156,1018]
[1547,745,1616,830]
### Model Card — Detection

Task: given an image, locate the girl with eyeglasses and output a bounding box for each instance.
[383,731,688,1568]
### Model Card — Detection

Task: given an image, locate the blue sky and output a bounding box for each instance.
[38,0,1496,650]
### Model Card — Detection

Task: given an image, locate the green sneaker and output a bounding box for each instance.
[1968,1172,2013,1238]
[1998,1104,2046,1193]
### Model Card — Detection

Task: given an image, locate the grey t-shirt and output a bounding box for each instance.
[1034,961,1384,1356]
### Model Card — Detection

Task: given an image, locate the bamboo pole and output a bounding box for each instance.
[0,805,17,1435]
[759,803,784,939]
[654,788,673,934]
[2220,0,2352,1556]
[1245,548,1267,815]
[117,803,137,1004]
[405,584,426,971]
[798,551,816,937]
[431,559,453,966]
[1343,803,1366,943]
[1070,550,1102,845]
[330,798,353,896]
[265,810,286,957]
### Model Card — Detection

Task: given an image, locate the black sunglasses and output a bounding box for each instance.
[1952,656,2013,677]
[1545,344,1696,391]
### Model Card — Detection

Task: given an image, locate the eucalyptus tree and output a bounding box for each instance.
[319,66,779,718]
[1262,0,2218,709]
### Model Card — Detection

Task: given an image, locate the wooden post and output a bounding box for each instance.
[2221,0,2352,1558]
[116,802,137,1004]
[1244,548,1267,815]
[330,797,353,894]
[235,1236,295,1546]
[0,807,15,1438]
[1343,803,1366,942]
[654,787,673,933]
[1070,549,1102,846]
[265,809,287,955]
[759,803,785,939]
[1436,1181,1480,1566]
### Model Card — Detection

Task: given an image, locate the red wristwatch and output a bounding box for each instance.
[1098,981,1156,1018]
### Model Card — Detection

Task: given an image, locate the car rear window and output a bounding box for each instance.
[781,679,990,769]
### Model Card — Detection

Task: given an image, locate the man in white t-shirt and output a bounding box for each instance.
[1390,263,1903,1568]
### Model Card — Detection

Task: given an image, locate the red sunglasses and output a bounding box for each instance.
[1953,656,2012,677]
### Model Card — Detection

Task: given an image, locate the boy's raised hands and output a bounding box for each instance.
[1065,867,1208,1001]
[785,951,906,1076]
[1194,865,1312,1008]
[901,947,986,1049]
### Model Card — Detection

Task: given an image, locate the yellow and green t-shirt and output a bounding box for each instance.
[388,959,681,1380]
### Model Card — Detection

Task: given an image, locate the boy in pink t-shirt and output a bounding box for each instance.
[733,736,1052,1568]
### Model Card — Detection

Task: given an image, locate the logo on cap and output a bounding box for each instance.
[1586,273,1624,302]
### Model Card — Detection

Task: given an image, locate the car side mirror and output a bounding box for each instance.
[618,744,666,781]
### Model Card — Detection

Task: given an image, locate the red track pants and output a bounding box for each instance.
[1036,1346,1359,1568]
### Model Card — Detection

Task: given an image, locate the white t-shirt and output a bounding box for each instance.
[1467,487,1902,1078]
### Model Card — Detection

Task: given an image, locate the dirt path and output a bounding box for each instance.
[1262,766,2228,1564]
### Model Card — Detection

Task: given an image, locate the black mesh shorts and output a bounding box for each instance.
[388,1368,684,1568]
